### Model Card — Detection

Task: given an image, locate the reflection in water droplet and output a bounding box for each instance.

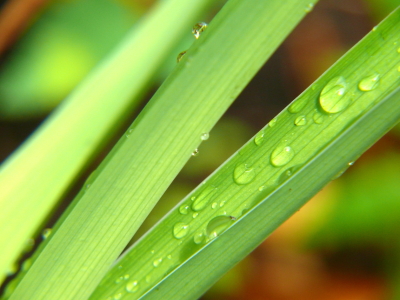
[270,146,294,167]
[177,51,187,63]
[42,228,52,240]
[201,133,209,140]
[179,205,189,215]
[192,186,218,211]
[173,222,189,239]
[192,149,199,156]
[269,118,277,127]
[358,73,380,91]
[233,163,256,185]
[126,280,139,293]
[294,115,307,126]
[207,216,236,239]
[153,258,162,267]
[193,231,205,244]
[192,22,208,39]
[319,76,349,113]
[254,130,265,145]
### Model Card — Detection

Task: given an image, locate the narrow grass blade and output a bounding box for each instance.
[0,0,215,283]
[7,0,318,299]
[88,8,400,300]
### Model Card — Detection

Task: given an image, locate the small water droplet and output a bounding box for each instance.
[150,250,155,254]
[192,22,208,39]
[294,115,307,126]
[319,76,349,113]
[167,254,172,259]
[192,186,218,211]
[270,145,295,167]
[269,118,277,127]
[192,212,199,218]
[258,185,265,191]
[397,47,400,53]
[113,293,122,300]
[372,26,377,32]
[124,274,130,280]
[348,161,355,166]
[219,200,226,207]
[278,166,300,184]
[312,111,328,124]
[179,205,189,215]
[193,231,205,244]
[177,51,187,63]
[115,276,124,284]
[206,216,236,239]
[192,149,199,156]
[145,275,151,283]
[233,163,256,185]
[153,258,162,267]
[126,280,139,293]
[173,222,189,239]
[358,73,380,91]
[125,128,134,138]
[305,3,314,12]
[41,228,52,240]
[254,130,265,146]
[288,99,306,113]
[211,202,218,209]
[201,133,209,140]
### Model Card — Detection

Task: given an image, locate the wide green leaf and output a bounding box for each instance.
[88,7,400,300]
[7,0,317,299]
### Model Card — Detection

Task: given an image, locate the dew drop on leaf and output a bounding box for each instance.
[173,222,189,239]
[193,231,205,244]
[233,163,256,185]
[126,280,139,293]
[192,149,199,156]
[294,115,307,126]
[254,130,265,145]
[153,258,162,267]
[358,73,380,91]
[177,51,187,63]
[206,216,236,239]
[179,205,189,215]
[270,146,294,167]
[192,22,208,39]
[269,118,277,127]
[201,133,209,140]
[192,186,218,211]
[41,228,52,240]
[319,76,350,113]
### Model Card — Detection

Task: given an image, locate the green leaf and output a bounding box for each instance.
[0,0,215,285]
[88,7,400,300]
[7,0,317,299]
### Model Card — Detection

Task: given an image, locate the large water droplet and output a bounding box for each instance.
[179,205,189,215]
[206,216,236,239]
[270,145,295,167]
[294,115,307,126]
[177,51,186,63]
[192,22,208,39]
[126,280,139,293]
[319,76,349,113]
[192,186,218,211]
[254,130,265,145]
[173,222,190,239]
[201,133,209,140]
[41,228,52,240]
[233,163,256,185]
[358,73,380,91]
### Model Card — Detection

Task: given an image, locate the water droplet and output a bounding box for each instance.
[305,3,314,12]
[23,238,35,253]
[270,145,295,167]
[192,212,199,218]
[211,202,218,209]
[192,22,208,39]
[21,258,32,271]
[269,118,277,127]
[288,99,306,113]
[358,73,380,91]
[219,200,226,207]
[277,165,300,184]
[312,111,328,124]
[397,47,400,53]
[319,76,349,113]
[115,276,124,284]
[372,26,377,32]
[113,293,122,300]
[201,133,209,140]
[150,250,155,254]
[173,222,189,239]
[192,186,218,211]
[254,130,265,145]
[206,216,236,239]
[124,274,130,280]
[193,231,205,244]
[167,254,172,259]
[177,51,187,63]
[126,280,139,293]
[398,66,400,72]
[41,228,52,240]
[179,205,189,215]
[125,128,134,138]
[233,163,256,185]
[153,258,162,267]
[294,115,307,126]
[145,275,151,283]
[348,161,355,166]
[258,185,265,191]
[192,149,199,156]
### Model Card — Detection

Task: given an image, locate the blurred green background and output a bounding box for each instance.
[0,0,399,299]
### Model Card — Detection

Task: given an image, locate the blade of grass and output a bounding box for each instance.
[7,0,319,299]
[0,0,215,283]
[88,7,400,300]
